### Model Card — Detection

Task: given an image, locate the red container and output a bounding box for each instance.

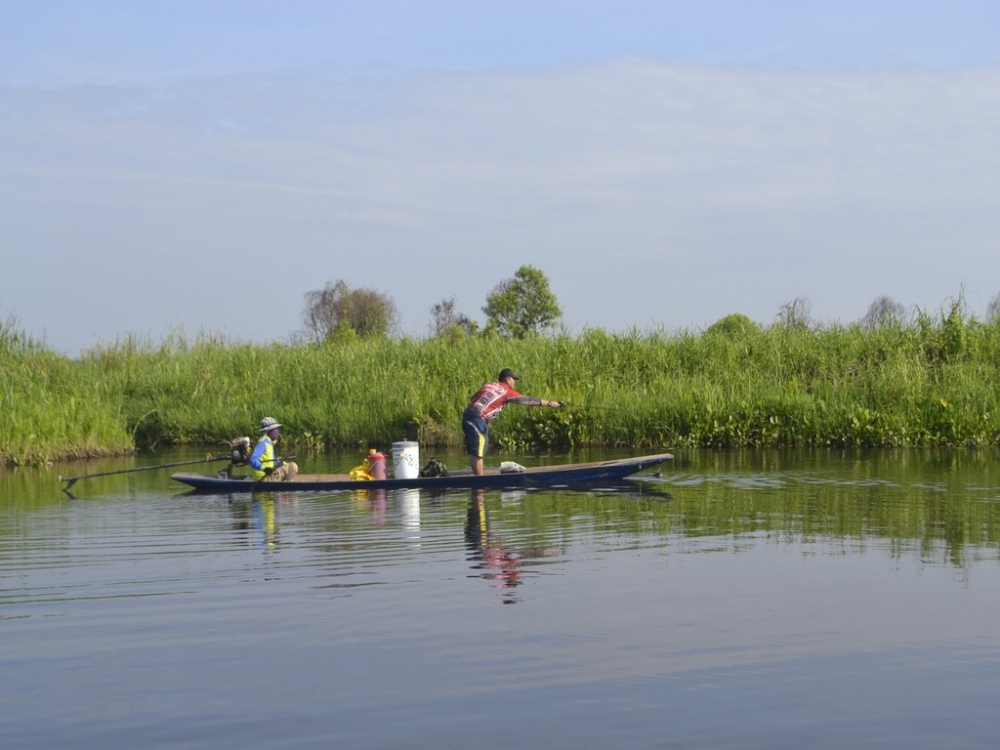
[367,451,387,480]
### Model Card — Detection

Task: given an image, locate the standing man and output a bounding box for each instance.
[463,369,563,475]
[249,417,299,482]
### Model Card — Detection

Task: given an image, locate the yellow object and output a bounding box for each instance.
[251,434,277,481]
[349,458,373,481]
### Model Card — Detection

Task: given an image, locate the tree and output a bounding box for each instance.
[301,280,400,344]
[988,293,1000,322]
[430,296,478,337]
[482,265,561,338]
[776,297,812,330]
[706,313,760,338]
[862,296,906,329]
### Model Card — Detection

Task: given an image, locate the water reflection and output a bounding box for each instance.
[8,450,1000,750]
[5,447,1000,573]
[396,489,421,540]
[351,488,388,525]
[227,493,299,551]
[345,488,428,538]
[465,489,523,604]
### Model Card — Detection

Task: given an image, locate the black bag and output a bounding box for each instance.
[419,458,448,478]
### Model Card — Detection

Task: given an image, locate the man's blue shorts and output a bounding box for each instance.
[462,411,489,457]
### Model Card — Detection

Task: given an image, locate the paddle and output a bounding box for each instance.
[59,453,232,493]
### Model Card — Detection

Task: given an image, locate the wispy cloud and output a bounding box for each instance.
[3,60,999,352]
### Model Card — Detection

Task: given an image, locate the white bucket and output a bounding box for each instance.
[391,441,420,480]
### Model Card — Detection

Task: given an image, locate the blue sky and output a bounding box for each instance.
[3,1,1000,353]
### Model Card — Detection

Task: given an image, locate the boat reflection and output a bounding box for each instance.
[570,478,674,502]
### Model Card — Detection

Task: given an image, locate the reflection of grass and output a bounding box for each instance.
[4,444,997,571]
[658,448,1000,568]
[482,448,1000,569]
[5,299,1000,464]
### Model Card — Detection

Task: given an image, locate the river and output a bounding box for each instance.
[3,447,1000,749]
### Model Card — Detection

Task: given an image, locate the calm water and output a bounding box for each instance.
[3,447,1000,749]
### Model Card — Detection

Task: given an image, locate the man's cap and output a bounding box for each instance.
[259,416,282,433]
[498,368,520,381]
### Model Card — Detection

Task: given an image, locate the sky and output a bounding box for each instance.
[3,1,1000,354]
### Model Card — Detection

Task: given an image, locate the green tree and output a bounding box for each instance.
[482,265,562,338]
[301,280,400,343]
[706,313,760,338]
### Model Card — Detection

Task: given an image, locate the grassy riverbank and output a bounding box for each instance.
[5,303,1000,465]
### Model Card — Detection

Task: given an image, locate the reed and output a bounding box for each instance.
[0,319,132,464]
[5,299,1000,465]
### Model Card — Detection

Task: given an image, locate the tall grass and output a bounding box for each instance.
[5,299,1000,465]
[0,319,132,464]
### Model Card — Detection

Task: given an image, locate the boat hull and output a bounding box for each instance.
[171,453,673,493]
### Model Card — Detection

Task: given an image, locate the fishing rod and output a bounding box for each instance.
[59,453,233,493]
[560,402,628,413]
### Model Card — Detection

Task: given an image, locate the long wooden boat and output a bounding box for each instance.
[171,453,673,494]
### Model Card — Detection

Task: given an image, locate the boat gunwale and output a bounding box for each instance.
[171,453,673,493]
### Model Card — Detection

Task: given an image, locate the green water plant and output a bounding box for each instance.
[5,295,1000,466]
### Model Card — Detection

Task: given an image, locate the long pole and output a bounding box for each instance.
[59,454,232,492]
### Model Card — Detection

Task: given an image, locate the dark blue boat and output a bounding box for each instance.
[171,453,673,493]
